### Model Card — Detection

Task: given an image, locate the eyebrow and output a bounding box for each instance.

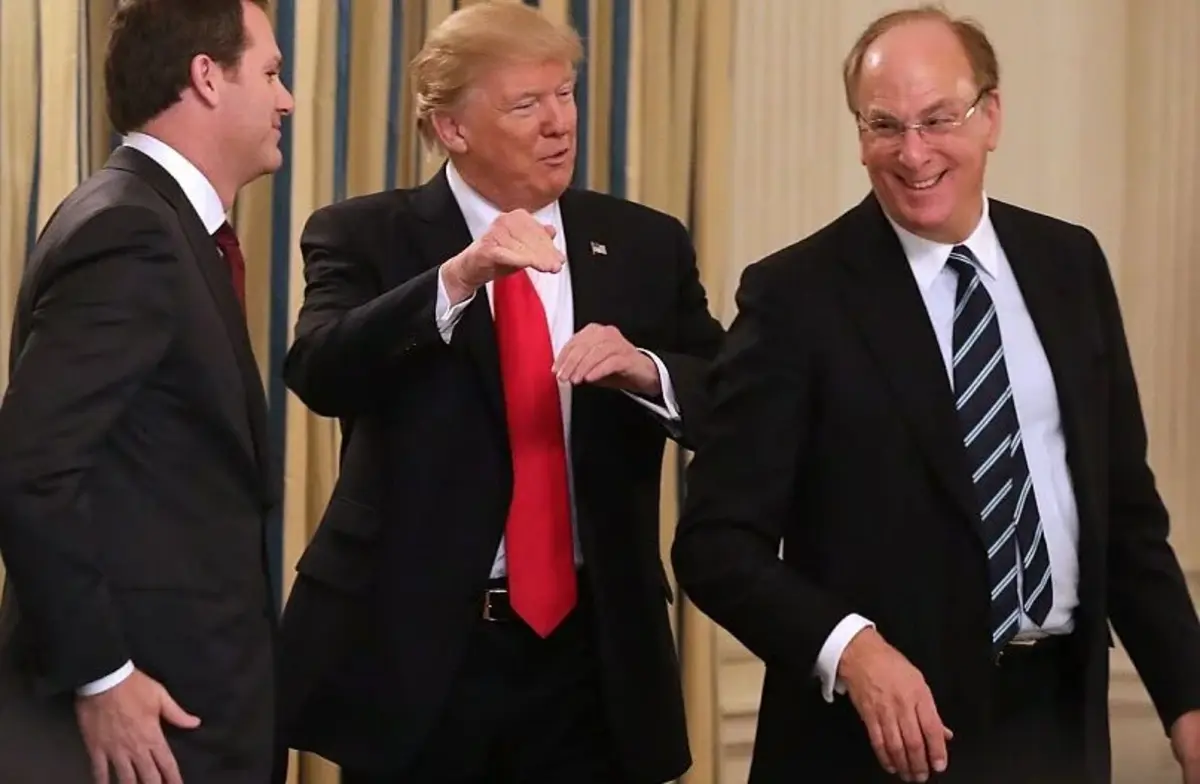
[865,98,958,119]
[505,80,575,105]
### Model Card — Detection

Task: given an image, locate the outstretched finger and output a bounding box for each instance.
[864,715,895,776]
[879,706,908,776]
[150,737,185,784]
[898,705,930,781]
[89,750,111,784]
[916,696,950,774]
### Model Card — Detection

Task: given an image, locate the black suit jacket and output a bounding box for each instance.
[672,194,1200,783]
[0,147,280,784]
[275,168,724,780]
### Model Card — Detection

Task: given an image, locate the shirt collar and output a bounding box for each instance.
[445,160,562,242]
[122,131,227,235]
[884,194,1001,292]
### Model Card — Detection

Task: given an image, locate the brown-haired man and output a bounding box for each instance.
[275,3,723,783]
[674,5,1200,783]
[0,1,293,782]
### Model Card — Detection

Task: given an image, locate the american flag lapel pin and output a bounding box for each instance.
[590,241,607,255]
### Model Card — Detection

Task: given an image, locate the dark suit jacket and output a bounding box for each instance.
[275,168,724,781]
[672,194,1200,783]
[0,146,280,784]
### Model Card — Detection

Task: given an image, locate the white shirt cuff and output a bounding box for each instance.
[435,263,476,343]
[814,614,874,703]
[620,350,680,421]
[77,660,134,696]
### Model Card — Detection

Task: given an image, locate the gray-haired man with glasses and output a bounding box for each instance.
[673,5,1200,783]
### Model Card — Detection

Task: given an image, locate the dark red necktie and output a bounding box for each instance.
[492,270,576,637]
[213,222,246,312]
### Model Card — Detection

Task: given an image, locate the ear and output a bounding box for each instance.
[431,111,469,155]
[188,54,222,108]
[982,89,1002,152]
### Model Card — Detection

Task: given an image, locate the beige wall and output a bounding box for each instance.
[715,0,1200,781]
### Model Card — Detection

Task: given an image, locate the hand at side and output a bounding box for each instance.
[838,628,953,783]
[75,668,200,784]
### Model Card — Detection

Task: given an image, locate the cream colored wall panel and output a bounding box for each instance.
[1120,0,1200,572]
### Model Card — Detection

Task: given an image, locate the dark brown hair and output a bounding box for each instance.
[842,4,999,114]
[104,0,269,133]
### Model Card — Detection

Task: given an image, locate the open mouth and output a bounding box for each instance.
[900,171,947,191]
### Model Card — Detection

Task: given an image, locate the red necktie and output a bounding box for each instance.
[492,270,576,637]
[213,222,246,312]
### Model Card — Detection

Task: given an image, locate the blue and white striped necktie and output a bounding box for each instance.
[947,245,1053,650]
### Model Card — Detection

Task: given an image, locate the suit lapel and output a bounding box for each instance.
[839,194,980,526]
[990,201,1102,590]
[193,222,270,479]
[105,147,264,475]
[410,169,506,429]
[559,189,607,333]
[989,201,1088,452]
[559,189,617,474]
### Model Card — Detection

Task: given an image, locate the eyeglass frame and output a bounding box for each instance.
[855,87,994,142]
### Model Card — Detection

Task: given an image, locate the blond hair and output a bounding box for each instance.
[411,2,584,149]
[841,4,999,114]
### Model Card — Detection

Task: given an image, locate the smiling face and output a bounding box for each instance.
[433,58,577,212]
[214,0,294,186]
[855,19,1000,243]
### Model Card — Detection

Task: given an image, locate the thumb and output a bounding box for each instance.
[944,726,954,740]
[158,689,201,729]
[542,223,556,239]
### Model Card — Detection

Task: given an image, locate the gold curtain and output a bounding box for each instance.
[623,2,734,782]
[0,0,99,596]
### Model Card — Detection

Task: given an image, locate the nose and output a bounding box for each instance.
[278,83,295,116]
[896,127,931,169]
[541,97,572,136]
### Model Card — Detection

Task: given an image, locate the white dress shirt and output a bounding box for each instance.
[77,132,229,697]
[814,197,1081,701]
[434,161,681,578]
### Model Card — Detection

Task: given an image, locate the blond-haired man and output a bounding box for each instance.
[675,5,1200,784]
[274,3,723,782]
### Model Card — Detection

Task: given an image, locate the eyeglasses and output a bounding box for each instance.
[856,89,991,142]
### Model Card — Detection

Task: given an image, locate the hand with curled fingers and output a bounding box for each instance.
[838,628,953,783]
[441,209,565,304]
[553,323,660,397]
[74,668,200,784]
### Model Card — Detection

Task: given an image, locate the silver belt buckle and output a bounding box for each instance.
[481,587,507,621]
[995,636,1040,664]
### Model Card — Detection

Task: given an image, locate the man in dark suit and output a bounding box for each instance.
[274,3,723,783]
[0,2,293,782]
[673,7,1200,784]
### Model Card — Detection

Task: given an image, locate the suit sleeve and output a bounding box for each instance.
[671,260,854,673]
[645,218,726,449]
[283,205,445,417]
[1089,229,1200,732]
[0,206,177,694]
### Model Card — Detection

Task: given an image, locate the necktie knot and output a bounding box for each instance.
[213,222,246,311]
[214,221,240,254]
[946,244,977,278]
